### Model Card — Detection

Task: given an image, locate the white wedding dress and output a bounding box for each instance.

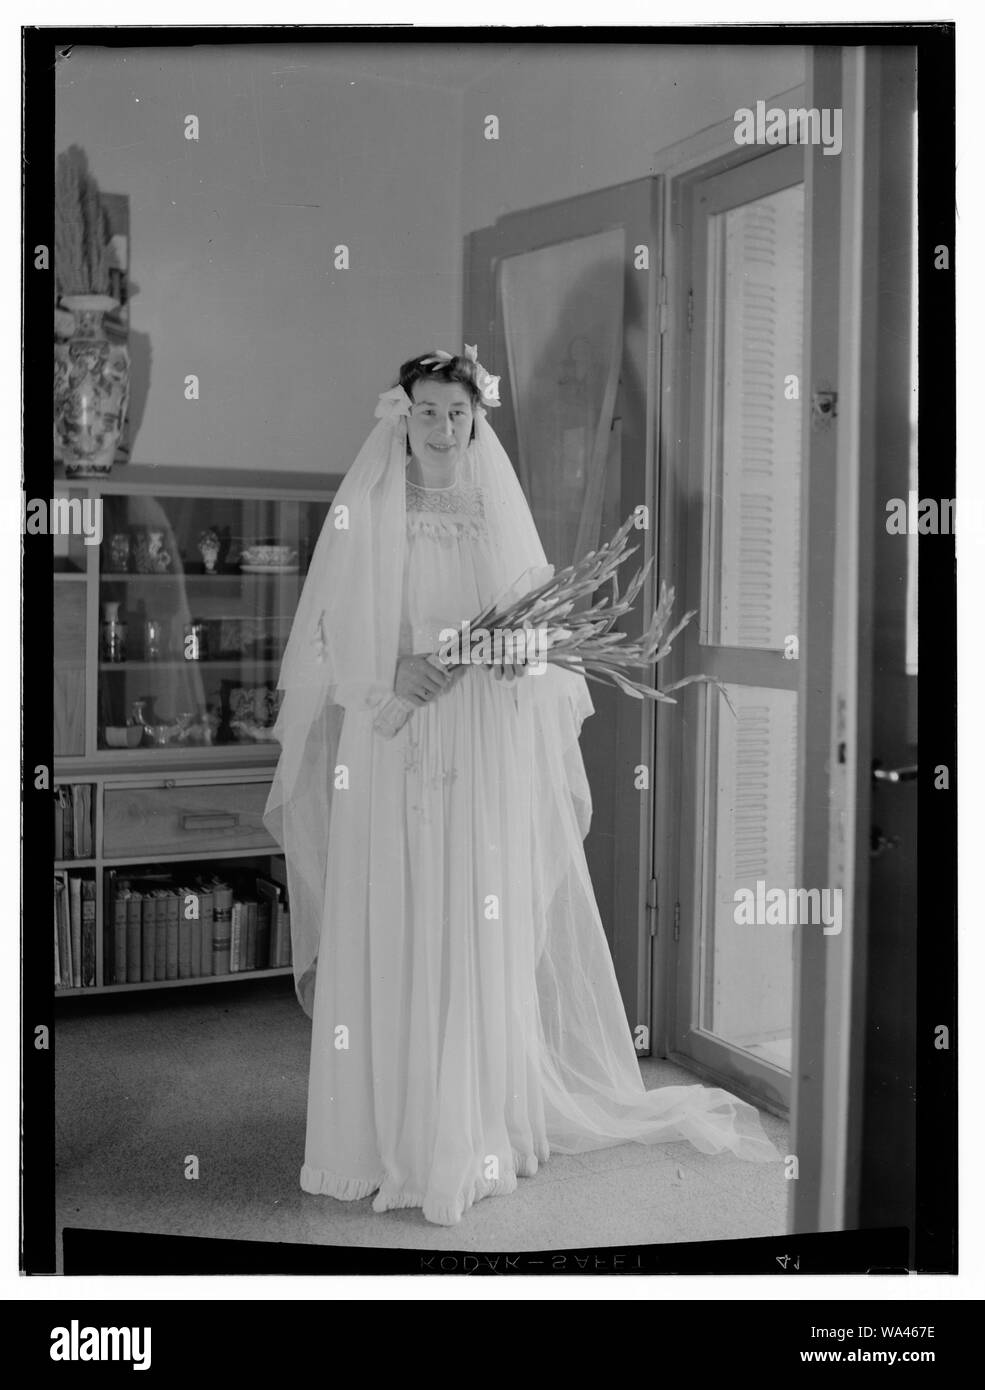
[299,473,779,1226]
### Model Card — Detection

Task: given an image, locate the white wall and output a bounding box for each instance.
[56,42,805,474]
[461,44,805,231]
[56,45,464,473]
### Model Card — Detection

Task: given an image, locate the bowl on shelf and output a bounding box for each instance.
[230,719,281,743]
[142,722,186,747]
[104,725,144,748]
[239,544,298,569]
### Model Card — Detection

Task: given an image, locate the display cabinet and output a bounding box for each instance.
[52,463,340,996]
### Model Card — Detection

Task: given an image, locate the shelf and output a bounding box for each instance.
[55,966,294,997]
[102,844,278,868]
[94,748,278,763]
[100,571,303,581]
[54,460,345,497]
[99,658,281,670]
[50,463,335,1001]
[56,745,280,773]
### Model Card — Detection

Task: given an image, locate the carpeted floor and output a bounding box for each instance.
[54,975,790,1269]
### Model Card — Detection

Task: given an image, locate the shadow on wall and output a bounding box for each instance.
[125,327,152,460]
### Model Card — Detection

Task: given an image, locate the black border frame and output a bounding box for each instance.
[22,22,956,1288]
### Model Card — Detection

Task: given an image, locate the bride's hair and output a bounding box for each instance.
[397,352,481,452]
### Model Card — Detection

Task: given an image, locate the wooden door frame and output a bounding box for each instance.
[792,44,919,1241]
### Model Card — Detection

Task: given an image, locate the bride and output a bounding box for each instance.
[263,346,780,1227]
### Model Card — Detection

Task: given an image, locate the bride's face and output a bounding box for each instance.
[407,380,474,472]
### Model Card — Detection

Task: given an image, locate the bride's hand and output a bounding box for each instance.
[394,653,455,706]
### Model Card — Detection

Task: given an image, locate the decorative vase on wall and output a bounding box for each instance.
[54,293,130,478]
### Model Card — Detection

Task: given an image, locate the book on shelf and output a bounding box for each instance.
[69,873,81,987]
[57,866,293,991]
[54,873,69,987]
[81,878,96,987]
[256,894,271,972]
[178,889,193,979]
[245,899,257,971]
[153,890,168,981]
[163,888,179,981]
[54,870,96,989]
[143,890,158,983]
[212,880,233,975]
[107,872,128,983]
[196,885,214,977]
[53,879,61,986]
[229,899,242,973]
[54,784,93,860]
[256,876,291,968]
[125,886,141,983]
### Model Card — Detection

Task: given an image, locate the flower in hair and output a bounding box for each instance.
[464,343,500,409]
[374,385,413,422]
[418,345,500,409]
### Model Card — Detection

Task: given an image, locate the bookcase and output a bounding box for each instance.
[52,462,341,997]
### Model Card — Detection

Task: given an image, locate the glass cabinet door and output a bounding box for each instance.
[96,492,329,753]
[53,485,92,758]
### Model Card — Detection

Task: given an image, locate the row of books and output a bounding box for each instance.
[54,871,97,988]
[103,870,292,985]
[54,783,94,860]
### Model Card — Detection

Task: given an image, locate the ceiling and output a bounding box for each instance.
[295,42,521,93]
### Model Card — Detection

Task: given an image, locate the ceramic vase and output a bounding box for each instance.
[54,294,130,478]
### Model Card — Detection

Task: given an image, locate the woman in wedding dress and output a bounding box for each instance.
[264,347,780,1227]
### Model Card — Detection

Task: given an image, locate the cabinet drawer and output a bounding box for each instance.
[104,781,275,858]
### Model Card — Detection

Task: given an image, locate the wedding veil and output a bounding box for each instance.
[262,394,588,1018]
[264,379,779,1163]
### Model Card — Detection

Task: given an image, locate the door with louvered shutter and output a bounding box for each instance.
[670,146,806,1111]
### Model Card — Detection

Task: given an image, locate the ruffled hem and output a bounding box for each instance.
[300,1145,548,1226]
[300,1163,385,1201]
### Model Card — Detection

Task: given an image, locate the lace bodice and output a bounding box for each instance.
[405,476,487,543]
[400,472,498,656]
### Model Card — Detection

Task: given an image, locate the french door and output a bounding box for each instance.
[664,145,807,1112]
[465,177,663,1030]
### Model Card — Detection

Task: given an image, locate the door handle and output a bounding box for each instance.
[180,812,240,831]
[871,762,918,784]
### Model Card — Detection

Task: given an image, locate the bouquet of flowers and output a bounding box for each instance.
[467,512,731,703]
[374,513,732,736]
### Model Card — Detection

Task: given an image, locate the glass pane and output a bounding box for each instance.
[499,227,625,567]
[51,486,91,573]
[96,492,329,751]
[54,582,87,756]
[698,683,798,1070]
[712,184,804,650]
